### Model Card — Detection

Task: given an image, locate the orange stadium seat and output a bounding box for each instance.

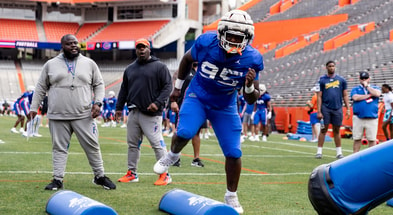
[43,21,79,42]
[89,20,169,42]
[76,22,106,41]
[0,19,39,41]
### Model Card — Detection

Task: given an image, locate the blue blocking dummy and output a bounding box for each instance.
[46,190,117,215]
[159,189,238,215]
[308,139,393,214]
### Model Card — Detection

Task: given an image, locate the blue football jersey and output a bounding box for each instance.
[256,93,271,110]
[107,97,117,111]
[189,32,264,104]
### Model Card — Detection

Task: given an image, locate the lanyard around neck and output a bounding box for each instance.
[63,54,77,77]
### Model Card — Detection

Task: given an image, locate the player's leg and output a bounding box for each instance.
[331,108,343,158]
[316,106,330,158]
[45,119,72,190]
[207,104,243,213]
[72,117,105,176]
[72,117,116,189]
[382,110,390,140]
[365,118,378,148]
[191,128,204,167]
[154,96,206,174]
[352,115,363,153]
[390,115,393,140]
[117,109,143,183]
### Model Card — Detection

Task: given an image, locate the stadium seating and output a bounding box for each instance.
[0,19,39,41]
[76,22,106,41]
[0,60,21,100]
[89,20,169,42]
[249,0,393,106]
[43,21,79,42]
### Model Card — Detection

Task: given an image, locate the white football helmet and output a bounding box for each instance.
[217,10,254,54]
[108,91,116,97]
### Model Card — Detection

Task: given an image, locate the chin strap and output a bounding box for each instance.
[227,47,243,55]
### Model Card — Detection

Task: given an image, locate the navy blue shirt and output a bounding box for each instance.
[319,74,347,110]
[350,85,380,118]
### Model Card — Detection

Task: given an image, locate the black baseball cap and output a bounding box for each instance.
[360,72,369,79]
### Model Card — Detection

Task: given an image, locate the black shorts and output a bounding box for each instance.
[321,106,342,126]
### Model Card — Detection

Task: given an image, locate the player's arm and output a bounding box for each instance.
[267,100,272,120]
[316,91,323,119]
[243,68,259,104]
[171,50,193,102]
[343,89,350,118]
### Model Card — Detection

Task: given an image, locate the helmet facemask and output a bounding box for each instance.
[217,10,255,55]
[220,30,248,54]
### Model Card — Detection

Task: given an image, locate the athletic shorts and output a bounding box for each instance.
[253,108,267,125]
[310,112,320,125]
[177,92,242,158]
[168,109,177,124]
[243,113,252,125]
[321,105,342,126]
[383,110,393,123]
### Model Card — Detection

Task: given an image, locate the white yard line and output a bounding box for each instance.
[0,170,310,176]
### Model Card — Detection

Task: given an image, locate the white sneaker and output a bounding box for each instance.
[262,135,267,142]
[21,131,28,137]
[167,132,174,138]
[154,154,179,174]
[255,136,260,141]
[204,133,209,139]
[11,128,19,133]
[224,194,244,214]
[111,121,116,127]
[249,136,255,141]
[33,133,42,137]
[120,124,127,128]
[0,139,5,143]
[240,136,245,143]
[19,128,24,133]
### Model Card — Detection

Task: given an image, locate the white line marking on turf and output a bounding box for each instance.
[0,170,310,176]
[262,140,353,153]
[0,151,316,158]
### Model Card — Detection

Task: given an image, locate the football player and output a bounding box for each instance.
[154,10,263,214]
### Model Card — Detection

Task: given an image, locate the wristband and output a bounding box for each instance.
[244,84,255,94]
[174,79,185,90]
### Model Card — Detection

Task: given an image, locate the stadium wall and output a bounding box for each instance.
[275,106,386,141]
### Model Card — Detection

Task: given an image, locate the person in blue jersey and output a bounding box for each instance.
[120,103,129,128]
[10,93,28,134]
[315,61,350,159]
[100,97,109,127]
[350,72,381,153]
[11,86,35,136]
[154,10,263,214]
[106,91,117,127]
[250,84,271,142]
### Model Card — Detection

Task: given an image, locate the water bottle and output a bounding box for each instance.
[320,119,324,129]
